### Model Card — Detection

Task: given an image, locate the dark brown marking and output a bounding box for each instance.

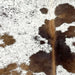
[40,8,48,14]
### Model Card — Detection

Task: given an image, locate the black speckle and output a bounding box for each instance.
[2,12,8,17]
[34,36,40,41]
[0,25,2,27]
[40,40,45,44]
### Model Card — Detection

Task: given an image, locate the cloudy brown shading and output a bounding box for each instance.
[0,33,16,47]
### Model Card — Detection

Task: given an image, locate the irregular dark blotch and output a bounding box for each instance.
[40,8,48,14]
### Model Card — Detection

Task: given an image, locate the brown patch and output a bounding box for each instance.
[12,71,21,75]
[6,63,17,71]
[55,3,75,17]
[26,71,33,75]
[63,26,75,38]
[29,51,52,75]
[20,63,29,71]
[55,3,75,24]
[40,40,45,44]
[40,8,48,14]
[0,33,16,47]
